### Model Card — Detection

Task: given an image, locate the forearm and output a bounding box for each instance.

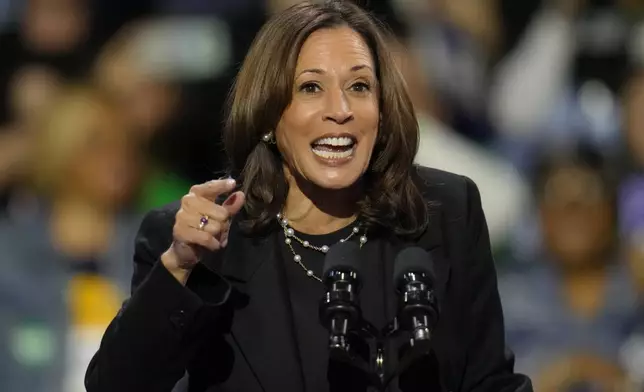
[85,262,225,391]
[489,8,576,136]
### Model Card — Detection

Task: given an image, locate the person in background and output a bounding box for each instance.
[380,1,529,252]
[621,43,644,174]
[0,85,143,392]
[499,144,642,391]
[0,0,94,122]
[394,0,502,143]
[489,0,632,172]
[93,19,204,211]
[0,0,96,215]
[0,64,63,216]
[618,176,644,309]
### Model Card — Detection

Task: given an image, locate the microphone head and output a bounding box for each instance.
[393,246,436,287]
[322,241,362,278]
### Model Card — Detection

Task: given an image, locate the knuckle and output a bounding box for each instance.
[173,226,186,242]
[212,204,230,220]
[196,230,212,245]
[176,210,192,228]
[181,193,193,205]
[184,195,197,209]
[209,220,222,234]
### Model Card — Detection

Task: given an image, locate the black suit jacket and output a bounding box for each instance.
[85,166,533,392]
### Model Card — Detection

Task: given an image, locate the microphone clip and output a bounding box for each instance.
[397,271,438,345]
[319,270,361,352]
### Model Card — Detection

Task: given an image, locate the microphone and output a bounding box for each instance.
[318,241,363,353]
[393,247,439,346]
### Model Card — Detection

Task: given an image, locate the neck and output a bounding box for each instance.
[282,168,362,235]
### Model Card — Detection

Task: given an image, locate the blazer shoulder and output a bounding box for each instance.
[412,165,479,221]
[140,200,181,230]
[135,200,181,256]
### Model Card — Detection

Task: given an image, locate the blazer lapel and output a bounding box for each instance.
[417,210,450,308]
[203,217,303,391]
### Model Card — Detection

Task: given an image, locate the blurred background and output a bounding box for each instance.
[0,0,643,391]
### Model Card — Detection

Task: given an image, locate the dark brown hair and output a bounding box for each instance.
[223,0,428,238]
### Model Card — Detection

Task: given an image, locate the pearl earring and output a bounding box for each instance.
[262,131,276,144]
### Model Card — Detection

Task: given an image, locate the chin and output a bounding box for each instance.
[295,154,369,190]
[309,169,364,190]
[313,179,355,190]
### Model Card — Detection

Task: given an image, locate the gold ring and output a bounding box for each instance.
[198,215,209,230]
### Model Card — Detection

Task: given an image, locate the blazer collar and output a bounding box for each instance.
[203,215,277,284]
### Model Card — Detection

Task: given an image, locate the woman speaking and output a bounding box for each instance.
[85,1,532,391]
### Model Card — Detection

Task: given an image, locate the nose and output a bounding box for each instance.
[323,88,354,125]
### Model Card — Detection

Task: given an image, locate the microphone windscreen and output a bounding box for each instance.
[322,241,362,277]
[393,246,435,284]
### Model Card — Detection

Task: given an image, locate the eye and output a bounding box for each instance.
[299,82,321,94]
[351,82,371,93]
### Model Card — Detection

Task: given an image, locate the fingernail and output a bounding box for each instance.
[224,193,237,205]
[227,178,236,187]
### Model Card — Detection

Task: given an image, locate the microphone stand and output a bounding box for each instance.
[319,275,385,390]
[380,318,434,389]
[319,274,438,390]
[327,320,384,389]
[378,278,439,390]
[322,314,436,391]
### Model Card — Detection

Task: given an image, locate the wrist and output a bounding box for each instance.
[161,250,192,286]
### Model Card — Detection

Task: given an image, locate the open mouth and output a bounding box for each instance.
[310,135,357,160]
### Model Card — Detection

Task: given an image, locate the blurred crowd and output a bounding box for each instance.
[0,0,643,391]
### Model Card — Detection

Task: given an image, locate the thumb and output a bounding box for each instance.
[222,191,245,216]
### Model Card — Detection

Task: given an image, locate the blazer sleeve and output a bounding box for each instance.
[459,177,534,392]
[85,207,232,392]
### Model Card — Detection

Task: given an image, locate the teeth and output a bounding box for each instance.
[313,136,354,146]
[312,146,354,159]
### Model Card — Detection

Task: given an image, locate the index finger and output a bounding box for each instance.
[190,178,237,201]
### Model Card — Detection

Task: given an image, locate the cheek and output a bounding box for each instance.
[275,130,301,164]
[275,107,314,158]
[361,120,380,152]
[361,104,380,140]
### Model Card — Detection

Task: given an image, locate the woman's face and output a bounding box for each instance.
[275,26,380,190]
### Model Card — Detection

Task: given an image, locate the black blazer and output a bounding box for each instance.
[85,166,533,392]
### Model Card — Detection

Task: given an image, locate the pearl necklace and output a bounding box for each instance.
[277,212,368,282]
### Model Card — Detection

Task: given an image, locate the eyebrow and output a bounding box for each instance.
[297,64,373,77]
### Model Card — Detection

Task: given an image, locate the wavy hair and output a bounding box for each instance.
[223,0,428,238]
